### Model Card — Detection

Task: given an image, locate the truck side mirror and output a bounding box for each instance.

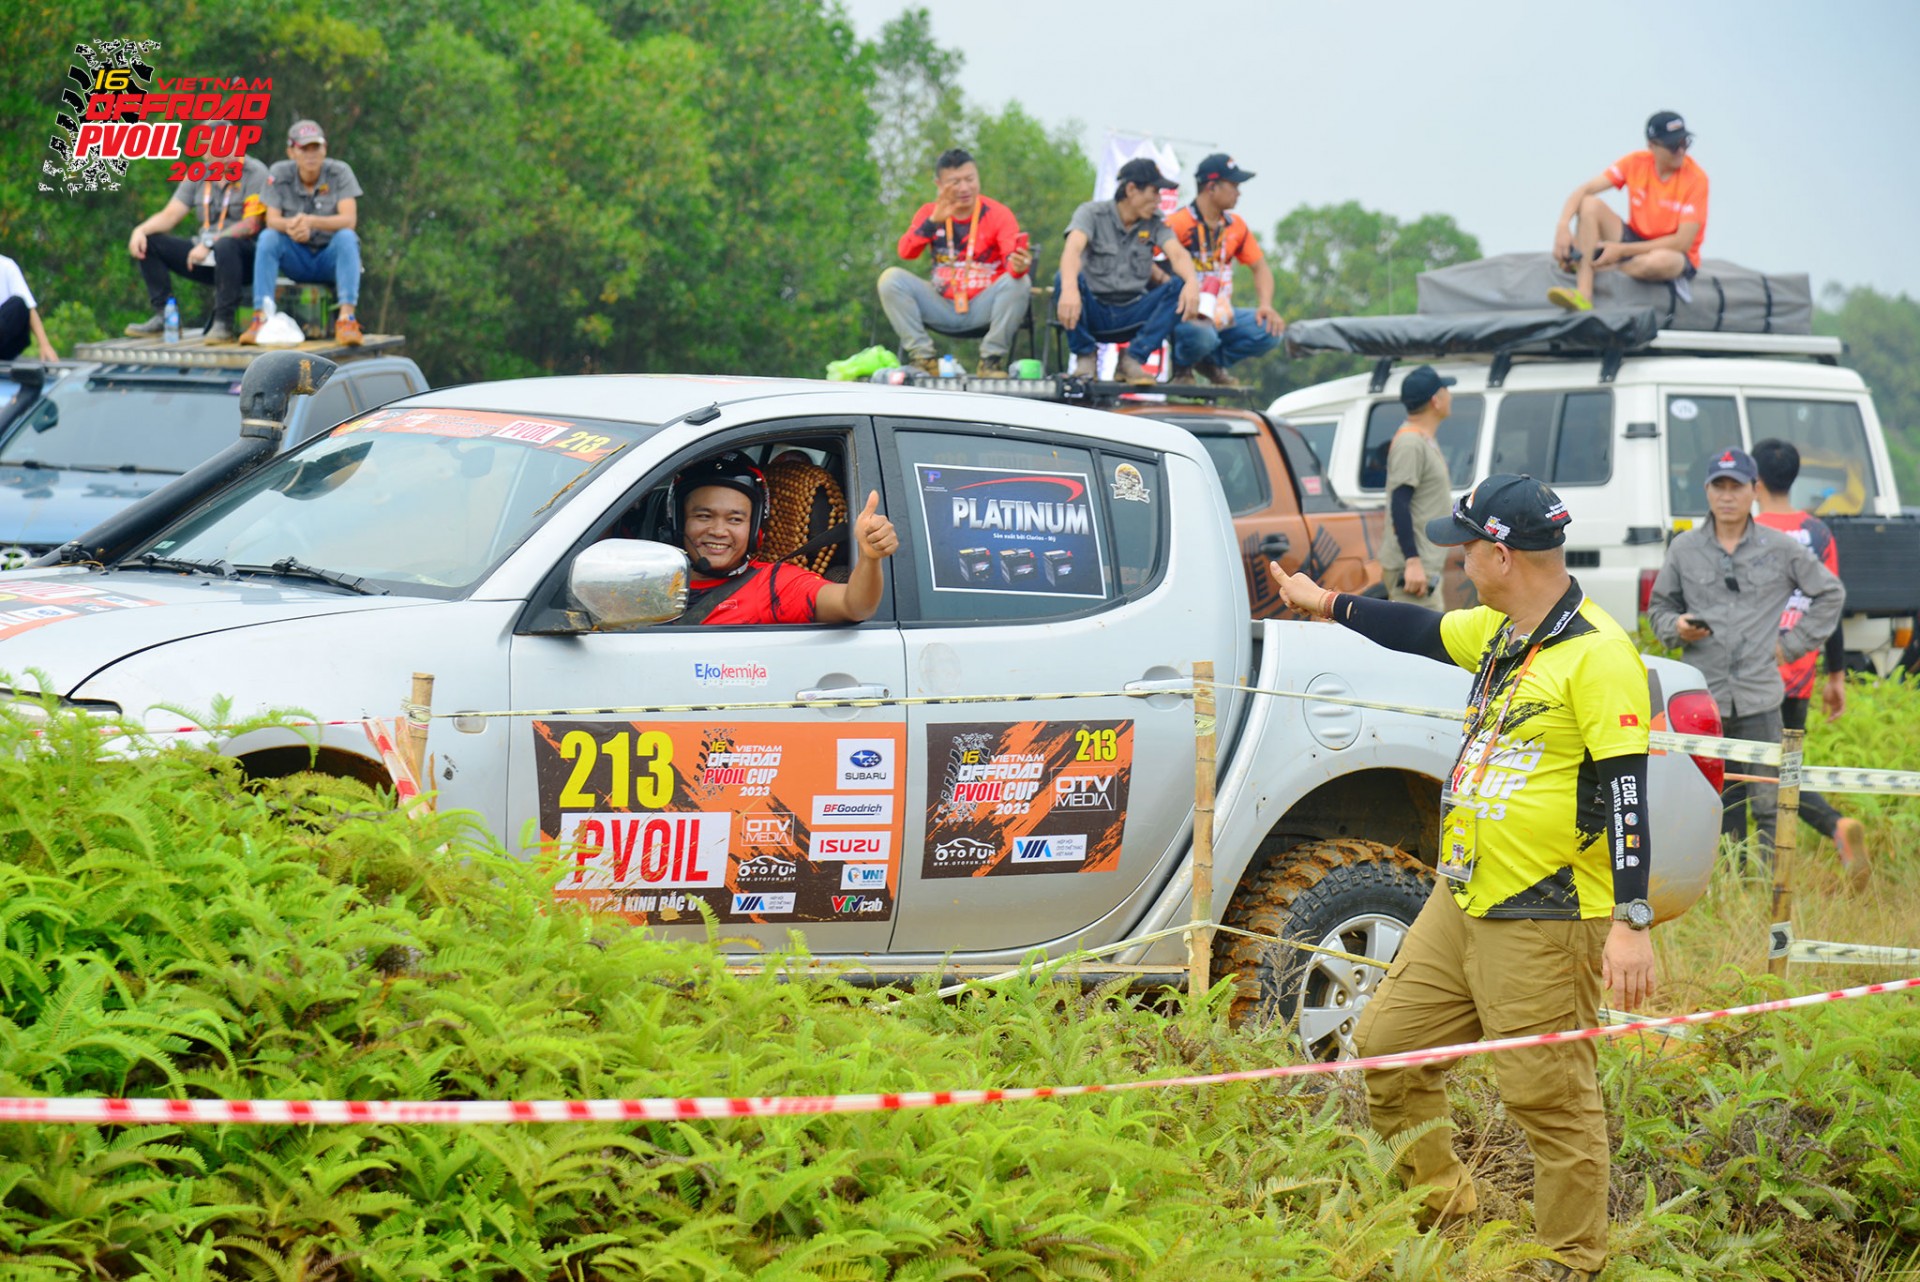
[568,539,689,629]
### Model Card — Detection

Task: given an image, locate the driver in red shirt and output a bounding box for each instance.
[674,453,899,626]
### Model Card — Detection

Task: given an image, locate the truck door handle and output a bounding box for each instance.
[1259,532,1291,560]
[796,684,890,703]
[1125,677,1196,694]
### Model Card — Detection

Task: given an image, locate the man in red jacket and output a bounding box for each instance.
[879,148,1032,378]
[1746,437,1871,887]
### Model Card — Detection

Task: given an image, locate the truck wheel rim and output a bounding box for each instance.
[1294,913,1408,1060]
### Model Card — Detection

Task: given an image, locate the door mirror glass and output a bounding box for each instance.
[569,539,689,629]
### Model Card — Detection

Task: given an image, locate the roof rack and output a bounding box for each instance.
[867,368,1253,408]
[73,331,404,369]
[1285,308,1842,389]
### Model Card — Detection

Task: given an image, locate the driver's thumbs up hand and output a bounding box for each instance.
[855,490,899,561]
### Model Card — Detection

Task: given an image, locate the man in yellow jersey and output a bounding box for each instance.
[1274,473,1657,1282]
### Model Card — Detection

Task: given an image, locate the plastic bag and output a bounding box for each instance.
[825,345,899,382]
[255,312,306,346]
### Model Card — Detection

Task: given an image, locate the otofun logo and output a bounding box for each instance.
[931,837,995,867]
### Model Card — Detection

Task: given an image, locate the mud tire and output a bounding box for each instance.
[1213,837,1433,1057]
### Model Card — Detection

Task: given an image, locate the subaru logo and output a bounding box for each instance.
[849,748,882,768]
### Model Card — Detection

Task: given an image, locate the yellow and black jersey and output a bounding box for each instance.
[1438,583,1651,919]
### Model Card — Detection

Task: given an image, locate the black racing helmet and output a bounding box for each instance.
[668,450,770,558]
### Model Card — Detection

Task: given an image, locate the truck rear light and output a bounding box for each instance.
[1638,568,1658,616]
[1665,690,1725,792]
[1896,623,1914,649]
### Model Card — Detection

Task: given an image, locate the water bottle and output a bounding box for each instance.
[162,296,181,344]
[938,354,961,379]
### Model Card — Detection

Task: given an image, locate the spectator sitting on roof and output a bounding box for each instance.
[1056,158,1200,386]
[879,149,1032,379]
[1549,111,1707,313]
[124,126,268,343]
[240,119,364,348]
[1165,152,1284,387]
[674,452,899,627]
[0,254,58,362]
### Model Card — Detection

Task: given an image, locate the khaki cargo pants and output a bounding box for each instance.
[1353,883,1613,1274]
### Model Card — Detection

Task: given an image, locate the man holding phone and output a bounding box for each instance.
[879,148,1032,378]
[1647,447,1844,868]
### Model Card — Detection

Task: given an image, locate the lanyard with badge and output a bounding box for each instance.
[1190,204,1233,319]
[1438,630,1541,884]
[197,181,235,248]
[943,205,980,315]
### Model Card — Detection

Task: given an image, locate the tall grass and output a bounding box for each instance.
[0,681,1915,1280]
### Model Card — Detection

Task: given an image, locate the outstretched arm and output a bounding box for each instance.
[1270,565,1450,663]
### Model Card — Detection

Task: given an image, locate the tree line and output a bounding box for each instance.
[1,0,1913,498]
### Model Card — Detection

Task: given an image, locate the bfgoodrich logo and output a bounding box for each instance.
[812,795,894,825]
[731,892,796,914]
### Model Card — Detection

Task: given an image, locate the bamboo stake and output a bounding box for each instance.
[1189,660,1217,1002]
[400,672,435,811]
[1766,727,1805,978]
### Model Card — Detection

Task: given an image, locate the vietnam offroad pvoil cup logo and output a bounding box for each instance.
[43,40,271,196]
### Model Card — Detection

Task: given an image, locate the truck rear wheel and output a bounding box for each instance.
[1213,838,1433,1059]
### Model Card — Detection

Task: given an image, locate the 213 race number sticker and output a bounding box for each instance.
[922,720,1133,878]
[534,720,904,925]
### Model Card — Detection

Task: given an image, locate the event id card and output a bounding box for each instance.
[1437,787,1478,884]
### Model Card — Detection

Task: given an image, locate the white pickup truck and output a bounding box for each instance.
[0,356,1723,1055]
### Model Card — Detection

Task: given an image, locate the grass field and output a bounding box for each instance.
[0,674,1915,1280]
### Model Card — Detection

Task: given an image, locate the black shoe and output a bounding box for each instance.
[125,313,165,337]
[204,319,236,343]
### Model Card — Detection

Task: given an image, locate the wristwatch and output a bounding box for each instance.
[1611,899,1655,931]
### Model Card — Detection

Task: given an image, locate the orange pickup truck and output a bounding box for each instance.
[1118,402,1385,616]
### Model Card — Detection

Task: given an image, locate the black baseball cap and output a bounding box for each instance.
[1116,157,1178,191]
[1399,364,1457,410]
[1427,474,1572,551]
[1194,152,1255,185]
[1704,446,1758,484]
[1646,111,1692,149]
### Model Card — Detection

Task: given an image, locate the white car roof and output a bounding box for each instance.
[1270,356,1870,418]
[402,374,1204,457]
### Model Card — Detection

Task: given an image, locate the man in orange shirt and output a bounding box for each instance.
[879,148,1032,378]
[1548,112,1707,312]
[1165,153,1285,387]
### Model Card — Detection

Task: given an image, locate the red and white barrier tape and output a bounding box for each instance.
[0,977,1911,1127]
[360,717,419,802]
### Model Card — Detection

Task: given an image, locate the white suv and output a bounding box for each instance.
[1272,330,1916,670]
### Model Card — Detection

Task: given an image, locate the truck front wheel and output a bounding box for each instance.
[1213,838,1433,1059]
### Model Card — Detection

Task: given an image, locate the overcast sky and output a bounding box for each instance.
[838,0,1919,300]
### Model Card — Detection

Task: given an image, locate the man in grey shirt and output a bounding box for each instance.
[124,127,269,342]
[1055,158,1200,384]
[1647,446,1843,868]
[1381,365,1454,608]
[241,118,365,347]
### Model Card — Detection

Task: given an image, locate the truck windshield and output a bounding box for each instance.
[137,407,647,597]
[0,375,239,474]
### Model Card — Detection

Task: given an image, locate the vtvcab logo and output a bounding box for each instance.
[830,894,884,914]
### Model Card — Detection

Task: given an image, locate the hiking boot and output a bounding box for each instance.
[125,313,165,337]
[1071,352,1097,378]
[236,313,268,346]
[335,314,364,347]
[1169,365,1195,384]
[909,354,941,378]
[975,355,1009,379]
[1115,353,1156,386]
[204,319,236,344]
[1547,286,1592,312]
[1195,359,1240,387]
[1833,817,1872,890]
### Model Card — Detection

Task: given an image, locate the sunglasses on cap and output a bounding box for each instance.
[1449,496,1505,546]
